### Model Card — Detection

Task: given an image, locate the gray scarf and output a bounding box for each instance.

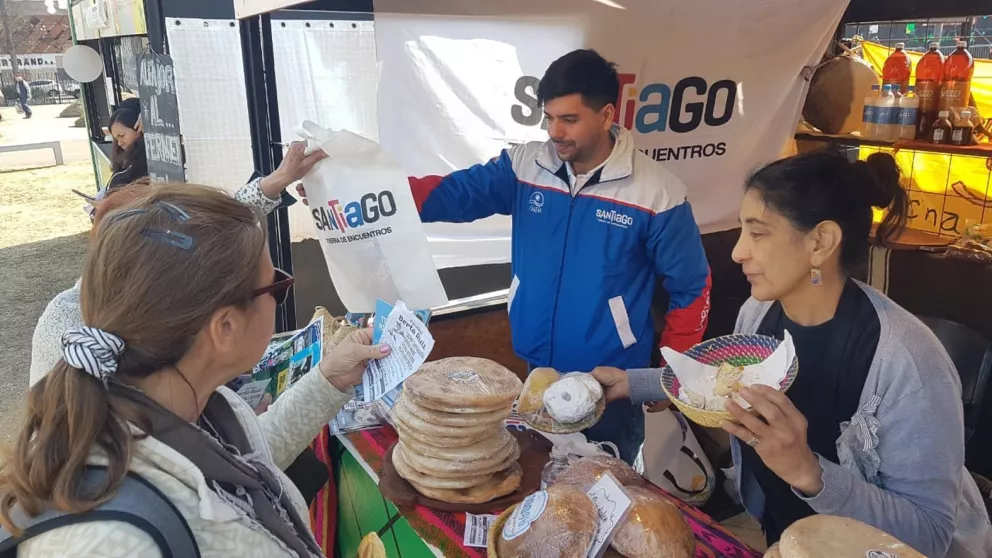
[116,386,324,558]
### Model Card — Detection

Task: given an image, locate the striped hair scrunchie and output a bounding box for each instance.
[61,326,126,387]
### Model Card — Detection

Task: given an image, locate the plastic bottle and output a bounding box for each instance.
[540,447,570,490]
[861,84,881,139]
[882,42,912,95]
[897,86,919,141]
[930,110,953,144]
[950,109,975,146]
[939,41,975,112]
[915,42,945,139]
[878,85,900,142]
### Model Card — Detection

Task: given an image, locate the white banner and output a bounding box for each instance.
[374,0,849,266]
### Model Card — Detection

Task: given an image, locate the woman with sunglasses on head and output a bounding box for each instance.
[592,150,992,557]
[3,183,388,557]
[29,143,324,386]
[105,99,148,192]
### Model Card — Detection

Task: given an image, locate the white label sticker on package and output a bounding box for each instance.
[866,552,900,558]
[361,301,435,403]
[586,472,633,558]
[502,490,549,541]
[463,513,498,548]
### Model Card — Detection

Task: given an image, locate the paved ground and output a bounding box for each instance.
[0,103,93,445]
[0,103,92,169]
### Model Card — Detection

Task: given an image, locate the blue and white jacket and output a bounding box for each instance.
[409,127,711,372]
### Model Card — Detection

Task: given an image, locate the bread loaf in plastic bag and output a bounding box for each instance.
[495,485,598,557]
[553,454,646,492]
[610,486,694,558]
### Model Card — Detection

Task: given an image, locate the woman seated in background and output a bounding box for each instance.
[2,183,389,557]
[594,150,992,557]
[29,141,324,385]
[106,98,148,191]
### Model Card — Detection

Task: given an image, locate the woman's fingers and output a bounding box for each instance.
[296,183,309,206]
[737,386,785,426]
[720,419,756,443]
[749,384,806,426]
[725,398,772,438]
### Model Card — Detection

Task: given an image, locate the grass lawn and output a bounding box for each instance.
[0,161,96,249]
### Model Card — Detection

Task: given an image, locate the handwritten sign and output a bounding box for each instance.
[585,472,633,558]
[138,50,185,183]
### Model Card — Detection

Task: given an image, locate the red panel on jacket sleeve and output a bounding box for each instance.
[408,175,445,213]
[659,268,712,355]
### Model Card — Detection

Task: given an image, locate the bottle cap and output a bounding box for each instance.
[929,41,940,49]
[882,84,892,92]
[871,84,880,91]
[894,42,905,49]
[907,85,915,92]
[939,111,950,117]
[957,40,968,48]
[961,110,972,119]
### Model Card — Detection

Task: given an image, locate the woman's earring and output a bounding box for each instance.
[810,267,823,286]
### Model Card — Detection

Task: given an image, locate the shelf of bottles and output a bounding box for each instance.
[822,38,992,242]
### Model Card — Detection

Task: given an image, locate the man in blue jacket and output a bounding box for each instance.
[15,74,32,119]
[289,50,712,464]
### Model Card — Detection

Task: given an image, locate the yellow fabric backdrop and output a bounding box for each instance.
[858,42,991,236]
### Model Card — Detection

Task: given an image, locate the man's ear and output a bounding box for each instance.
[602,104,616,130]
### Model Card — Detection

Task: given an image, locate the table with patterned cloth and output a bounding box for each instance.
[328,425,761,558]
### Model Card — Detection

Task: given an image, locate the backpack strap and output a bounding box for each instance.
[0,467,200,558]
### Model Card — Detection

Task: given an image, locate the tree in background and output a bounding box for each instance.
[0,0,23,75]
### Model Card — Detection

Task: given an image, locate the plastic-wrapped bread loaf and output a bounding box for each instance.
[395,391,511,427]
[542,374,603,424]
[609,486,695,558]
[517,368,560,415]
[778,515,925,558]
[408,462,523,505]
[552,454,646,492]
[403,357,523,410]
[495,485,599,557]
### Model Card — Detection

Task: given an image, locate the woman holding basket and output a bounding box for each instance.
[593,149,992,557]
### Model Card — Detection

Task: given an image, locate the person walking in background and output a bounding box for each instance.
[14,74,32,119]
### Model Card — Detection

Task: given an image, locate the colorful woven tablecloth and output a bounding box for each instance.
[342,426,761,558]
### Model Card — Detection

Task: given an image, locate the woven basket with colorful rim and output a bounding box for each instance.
[661,334,799,428]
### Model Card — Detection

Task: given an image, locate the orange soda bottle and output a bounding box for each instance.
[882,42,911,95]
[915,42,944,138]
[939,40,974,112]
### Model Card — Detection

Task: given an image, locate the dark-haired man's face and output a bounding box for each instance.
[544,94,615,169]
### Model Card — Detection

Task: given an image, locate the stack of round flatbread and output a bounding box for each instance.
[390,357,524,505]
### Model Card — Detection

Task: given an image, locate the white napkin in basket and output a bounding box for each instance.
[661,331,795,410]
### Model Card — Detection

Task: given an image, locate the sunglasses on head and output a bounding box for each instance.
[253,268,294,305]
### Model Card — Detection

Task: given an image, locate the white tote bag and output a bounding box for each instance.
[639,408,716,506]
[298,121,448,312]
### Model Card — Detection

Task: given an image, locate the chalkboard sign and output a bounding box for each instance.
[138,50,185,183]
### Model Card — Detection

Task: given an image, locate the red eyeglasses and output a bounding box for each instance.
[253,268,295,305]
